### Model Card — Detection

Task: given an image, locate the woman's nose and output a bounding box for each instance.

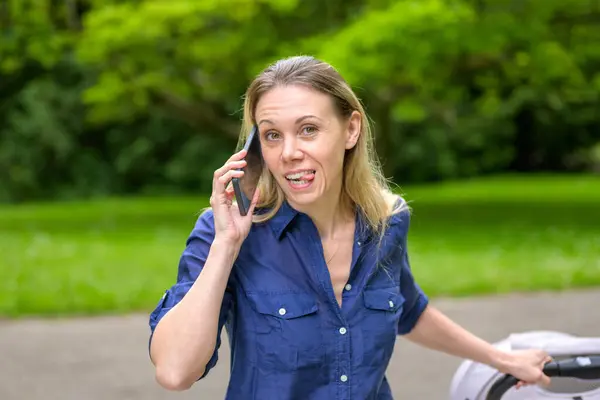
[281,137,303,162]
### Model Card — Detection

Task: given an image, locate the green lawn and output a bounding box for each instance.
[1,174,598,318]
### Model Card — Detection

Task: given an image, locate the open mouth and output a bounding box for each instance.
[285,170,316,186]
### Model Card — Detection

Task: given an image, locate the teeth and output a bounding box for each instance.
[286,170,315,180]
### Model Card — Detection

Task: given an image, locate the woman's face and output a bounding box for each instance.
[254,84,361,210]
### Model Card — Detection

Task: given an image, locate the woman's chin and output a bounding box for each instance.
[283,188,321,209]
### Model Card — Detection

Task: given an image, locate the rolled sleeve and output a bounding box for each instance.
[148,208,234,379]
[393,208,429,335]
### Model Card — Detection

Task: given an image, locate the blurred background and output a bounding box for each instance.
[1,0,599,399]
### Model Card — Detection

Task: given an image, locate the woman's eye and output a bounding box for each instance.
[265,131,280,141]
[301,126,317,135]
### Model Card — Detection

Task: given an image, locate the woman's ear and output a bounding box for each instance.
[345,111,362,150]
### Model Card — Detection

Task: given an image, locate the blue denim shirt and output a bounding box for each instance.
[149,200,429,400]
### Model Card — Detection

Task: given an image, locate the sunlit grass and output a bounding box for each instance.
[1,173,598,317]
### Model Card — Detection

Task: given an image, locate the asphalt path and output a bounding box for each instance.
[1,289,598,400]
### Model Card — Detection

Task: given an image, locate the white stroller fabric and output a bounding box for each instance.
[449,331,600,400]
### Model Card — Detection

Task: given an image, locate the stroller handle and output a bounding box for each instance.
[485,355,600,400]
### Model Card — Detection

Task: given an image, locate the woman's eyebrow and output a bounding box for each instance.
[295,115,321,124]
[258,115,322,127]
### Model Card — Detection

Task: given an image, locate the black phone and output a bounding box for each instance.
[232,125,264,216]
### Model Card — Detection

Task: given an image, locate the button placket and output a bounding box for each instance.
[336,318,351,398]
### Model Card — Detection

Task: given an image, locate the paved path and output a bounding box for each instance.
[1,289,598,400]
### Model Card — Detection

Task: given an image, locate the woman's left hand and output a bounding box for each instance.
[502,349,553,389]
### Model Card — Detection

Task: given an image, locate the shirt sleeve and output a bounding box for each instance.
[148,208,235,379]
[393,206,429,335]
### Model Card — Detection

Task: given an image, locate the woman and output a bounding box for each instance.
[148,55,551,399]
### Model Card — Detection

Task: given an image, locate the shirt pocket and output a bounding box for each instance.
[245,291,327,372]
[358,286,405,367]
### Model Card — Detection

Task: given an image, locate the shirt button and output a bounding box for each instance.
[389,300,394,308]
[339,327,347,335]
[357,241,361,246]
[278,308,286,316]
[340,374,348,382]
[345,284,352,291]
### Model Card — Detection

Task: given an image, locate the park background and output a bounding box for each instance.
[0,0,599,399]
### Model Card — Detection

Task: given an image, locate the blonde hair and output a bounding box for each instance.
[237,55,407,240]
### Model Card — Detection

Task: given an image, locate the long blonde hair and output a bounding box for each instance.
[237,55,407,240]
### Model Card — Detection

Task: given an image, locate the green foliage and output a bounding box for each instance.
[74,0,358,132]
[318,0,600,179]
[0,0,599,202]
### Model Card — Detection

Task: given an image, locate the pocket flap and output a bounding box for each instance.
[246,292,318,319]
[363,288,404,312]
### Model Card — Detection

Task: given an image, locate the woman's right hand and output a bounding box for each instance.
[210,149,260,247]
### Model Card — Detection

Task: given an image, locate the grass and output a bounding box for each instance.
[0,173,598,318]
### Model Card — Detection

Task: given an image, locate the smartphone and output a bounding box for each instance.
[232,125,264,216]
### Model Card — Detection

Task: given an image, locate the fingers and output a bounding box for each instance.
[245,186,261,217]
[535,350,553,386]
[539,373,551,387]
[213,160,246,187]
[515,381,523,390]
[210,154,247,208]
[539,352,553,386]
[220,182,234,207]
[209,147,252,214]
[511,349,553,391]
[516,375,551,391]
[212,149,247,184]
[225,182,235,199]
[539,352,552,387]
[227,148,247,163]
[218,168,244,186]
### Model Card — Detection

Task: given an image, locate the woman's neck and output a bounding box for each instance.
[301,191,355,241]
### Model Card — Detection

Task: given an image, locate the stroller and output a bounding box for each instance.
[449,330,600,400]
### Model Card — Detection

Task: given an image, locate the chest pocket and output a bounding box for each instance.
[244,291,327,371]
[359,286,405,367]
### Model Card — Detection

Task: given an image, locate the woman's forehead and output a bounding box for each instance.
[255,85,335,124]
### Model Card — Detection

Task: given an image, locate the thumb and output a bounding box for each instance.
[539,373,551,387]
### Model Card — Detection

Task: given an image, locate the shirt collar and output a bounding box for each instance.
[266,200,373,243]
[267,200,300,240]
